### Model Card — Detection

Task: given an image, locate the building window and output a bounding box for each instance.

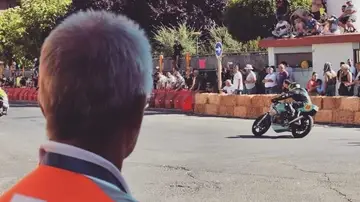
[354,49,360,64]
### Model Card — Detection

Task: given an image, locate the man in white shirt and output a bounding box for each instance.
[222,79,235,94]
[263,67,277,94]
[244,64,257,94]
[232,65,243,94]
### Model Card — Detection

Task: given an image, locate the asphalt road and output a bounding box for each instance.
[1,107,360,202]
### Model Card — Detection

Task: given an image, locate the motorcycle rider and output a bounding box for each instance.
[271,79,312,122]
[0,86,9,115]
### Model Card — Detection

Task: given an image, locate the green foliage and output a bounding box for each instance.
[0,0,71,68]
[224,0,311,42]
[153,23,198,57]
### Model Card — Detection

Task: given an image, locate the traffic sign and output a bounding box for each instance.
[215,42,222,58]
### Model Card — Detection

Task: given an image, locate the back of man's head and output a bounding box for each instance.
[39,10,153,152]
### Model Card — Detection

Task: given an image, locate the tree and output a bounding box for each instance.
[70,0,227,37]
[0,0,71,67]
[153,23,198,57]
[224,0,311,42]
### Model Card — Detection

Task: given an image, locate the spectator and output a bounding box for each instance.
[276,0,290,21]
[347,58,356,78]
[338,64,353,96]
[222,62,233,86]
[311,0,323,20]
[232,65,243,95]
[307,72,319,96]
[190,70,202,92]
[272,16,291,38]
[166,72,176,89]
[244,64,257,94]
[281,61,295,82]
[156,72,168,89]
[173,40,183,68]
[263,66,277,94]
[185,67,193,88]
[353,62,360,96]
[323,62,337,96]
[174,70,185,90]
[294,17,306,37]
[222,79,235,94]
[321,15,341,35]
[306,13,320,35]
[0,10,151,202]
[276,64,289,93]
[342,0,357,32]
[255,66,267,94]
[316,79,325,95]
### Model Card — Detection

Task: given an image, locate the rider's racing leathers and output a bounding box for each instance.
[271,87,311,118]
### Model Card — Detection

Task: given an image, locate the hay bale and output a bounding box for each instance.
[338,97,360,112]
[250,94,277,107]
[246,107,264,119]
[322,96,341,110]
[194,104,206,114]
[208,93,221,105]
[314,110,332,123]
[234,106,247,118]
[195,93,209,105]
[236,95,254,106]
[354,112,360,125]
[310,96,323,109]
[262,106,270,114]
[220,95,236,106]
[204,104,219,116]
[332,110,355,125]
[218,106,235,117]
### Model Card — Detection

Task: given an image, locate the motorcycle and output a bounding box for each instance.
[251,100,319,138]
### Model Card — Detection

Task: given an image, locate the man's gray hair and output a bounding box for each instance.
[39,10,153,141]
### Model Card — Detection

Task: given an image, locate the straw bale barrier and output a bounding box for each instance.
[194,93,360,125]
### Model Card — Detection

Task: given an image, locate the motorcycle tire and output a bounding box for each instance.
[252,114,271,137]
[291,115,313,138]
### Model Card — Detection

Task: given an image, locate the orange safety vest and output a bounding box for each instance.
[0,152,126,202]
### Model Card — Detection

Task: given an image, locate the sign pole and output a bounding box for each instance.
[215,42,223,93]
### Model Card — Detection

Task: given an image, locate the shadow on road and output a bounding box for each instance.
[226,135,294,139]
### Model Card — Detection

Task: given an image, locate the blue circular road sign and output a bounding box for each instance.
[215,42,222,57]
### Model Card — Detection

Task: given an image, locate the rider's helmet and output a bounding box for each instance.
[288,82,300,91]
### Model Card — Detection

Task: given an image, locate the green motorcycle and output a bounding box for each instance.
[251,100,319,138]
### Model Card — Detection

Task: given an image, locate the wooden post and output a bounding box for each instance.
[185,52,191,75]
[217,57,222,93]
[159,55,163,73]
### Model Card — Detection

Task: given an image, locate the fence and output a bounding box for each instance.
[153,52,269,71]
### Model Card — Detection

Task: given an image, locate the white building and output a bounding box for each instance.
[259,33,360,93]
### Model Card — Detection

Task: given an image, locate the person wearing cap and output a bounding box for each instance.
[244,64,257,94]
[0,10,152,202]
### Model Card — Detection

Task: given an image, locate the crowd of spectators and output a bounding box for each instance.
[0,59,39,89]
[219,59,360,97]
[272,0,357,38]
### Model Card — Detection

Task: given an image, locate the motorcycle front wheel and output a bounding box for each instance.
[291,115,313,138]
[252,113,271,137]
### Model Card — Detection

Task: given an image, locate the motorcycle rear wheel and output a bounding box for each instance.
[291,115,313,138]
[252,114,271,137]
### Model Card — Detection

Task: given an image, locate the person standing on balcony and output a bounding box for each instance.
[173,40,183,69]
[312,0,323,20]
